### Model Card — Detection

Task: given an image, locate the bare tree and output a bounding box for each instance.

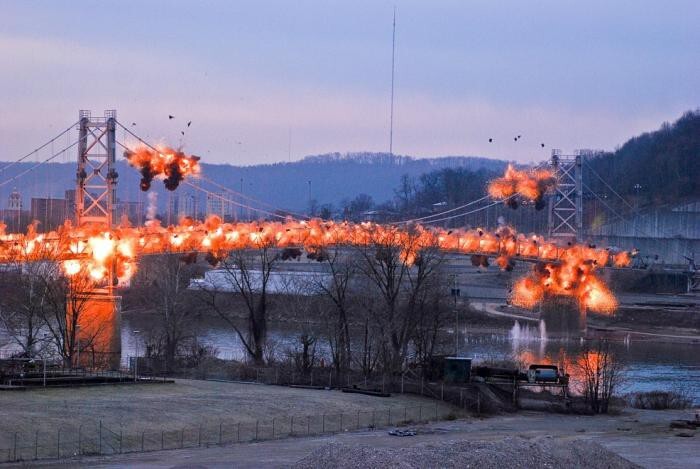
[128,253,204,371]
[573,339,625,414]
[0,261,53,357]
[197,241,280,365]
[311,245,356,373]
[354,227,444,373]
[41,268,103,368]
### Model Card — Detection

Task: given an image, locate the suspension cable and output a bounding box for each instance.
[196,173,310,220]
[421,198,511,225]
[115,139,293,221]
[0,121,78,175]
[115,123,309,220]
[391,160,549,225]
[584,161,635,211]
[0,137,82,188]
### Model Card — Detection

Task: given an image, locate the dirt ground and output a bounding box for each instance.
[17,408,699,468]
[0,379,454,451]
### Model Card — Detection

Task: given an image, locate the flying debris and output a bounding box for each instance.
[488,138,493,143]
[181,131,185,136]
[487,164,556,210]
[168,115,175,119]
[541,143,545,148]
[124,146,201,191]
[187,121,192,127]
[131,122,137,126]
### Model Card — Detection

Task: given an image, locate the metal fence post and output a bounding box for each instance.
[372,410,375,428]
[180,429,184,448]
[290,416,294,436]
[141,432,145,452]
[307,416,310,435]
[419,406,423,421]
[435,402,438,420]
[34,430,38,460]
[272,418,275,439]
[357,410,360,429]
[255,420,259,440]
[119,429,123,453]
[401,373,404,394]
[78,425,82,455]
[322,414,325,433]
[57,429,60,458]
[339,413,343,431]
[237,422,241,443]
[99,420,102,455]
[198,425,202,447]
[12,432,17,462]
[219,421,222,445]
[161,430,164,450]
[441,383,444,400]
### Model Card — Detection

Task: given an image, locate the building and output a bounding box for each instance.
[0,188,28,232]
[30,197,68,231]
[206,192,233,220]
[179,192,198,219]
[115,199,144,225]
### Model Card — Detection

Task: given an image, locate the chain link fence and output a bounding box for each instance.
[0,402,451,463]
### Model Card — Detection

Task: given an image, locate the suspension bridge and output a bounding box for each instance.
[0,110,695,369]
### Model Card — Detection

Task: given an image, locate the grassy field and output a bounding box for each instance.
[0,379,455,454]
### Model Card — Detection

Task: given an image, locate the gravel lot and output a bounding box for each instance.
[294,437,639,469]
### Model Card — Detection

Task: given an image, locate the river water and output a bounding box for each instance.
[120,314,700,404]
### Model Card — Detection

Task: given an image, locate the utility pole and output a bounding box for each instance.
[389,7,396,156]
[307,180,312,216]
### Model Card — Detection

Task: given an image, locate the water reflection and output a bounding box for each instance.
[119,314,700,404]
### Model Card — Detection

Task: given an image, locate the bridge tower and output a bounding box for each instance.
[76,110,118,227]
[547,150,583,241]
[73,110,121,370]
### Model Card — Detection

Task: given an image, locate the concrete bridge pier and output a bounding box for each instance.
[540,297,586,339]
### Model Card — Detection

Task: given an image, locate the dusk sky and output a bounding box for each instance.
[1,0,698,165]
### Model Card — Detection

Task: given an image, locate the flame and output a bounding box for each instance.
[510,244,620,314]
[124,146,201,191]
[487,164,556,210]
[0,215,631,311]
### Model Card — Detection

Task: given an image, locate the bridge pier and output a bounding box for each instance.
[540,297,586,338]
[69,289,122,370]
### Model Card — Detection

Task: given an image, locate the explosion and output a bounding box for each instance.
[124,146,201,191]
[0,215,632,313]
[510,244,620,314]
[487,164,556,210]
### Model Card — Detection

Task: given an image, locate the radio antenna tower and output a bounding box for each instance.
[389,6,396,156]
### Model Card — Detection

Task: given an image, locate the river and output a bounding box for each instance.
[119,314,700,404]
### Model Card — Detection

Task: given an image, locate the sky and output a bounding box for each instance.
[0,0,698,166]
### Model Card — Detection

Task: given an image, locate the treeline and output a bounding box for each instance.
[585,110,700,208]
[123,238,456,375]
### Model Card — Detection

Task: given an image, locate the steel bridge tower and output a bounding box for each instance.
[73,110,121,370]
[548,150,583,240]
[76,110,118,227]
